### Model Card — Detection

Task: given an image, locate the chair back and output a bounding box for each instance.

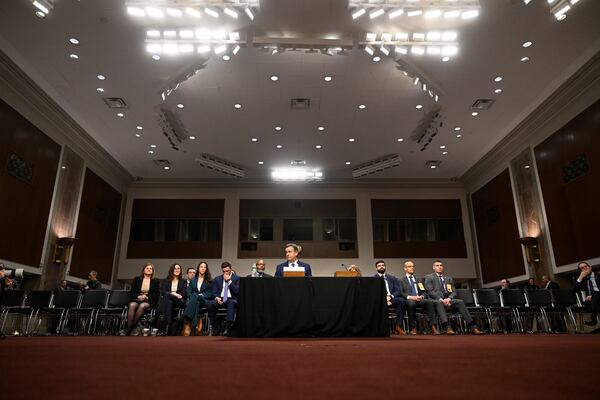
[525,289,552,307]
[500,289,527,307]
[455,288,476,306]
[474,289,501,307]
[24,290,53,308]
[550,289,578,307]
[52,290,80,308]
[81,289,109,308]
[107,290,132,308]
[0,290,25,307]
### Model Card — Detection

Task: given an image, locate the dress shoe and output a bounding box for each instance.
[222,321,232,336]
[182,319,192,336]
[394,325,407,335]
[469,327,484,335]
[196,319,203,336]
[431,325,441,335]
[446,326,456,335]
[409,328,417,335]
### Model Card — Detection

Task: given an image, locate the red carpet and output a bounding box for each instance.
[4,335,600,399]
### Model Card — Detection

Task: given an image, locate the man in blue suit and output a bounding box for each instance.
[374,260,406,335]
[274,243,312,277]
[207,262,240,335]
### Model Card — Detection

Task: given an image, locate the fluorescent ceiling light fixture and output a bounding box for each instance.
[442,46,458,55]
[381,32,392,42]
[444,10,460,18]
[395,32,409,41]
[163,43,179,54]
[427,46,441,55]
[166,8,182,17]
[395,46,408,54]
[232,45,240,55]
[272,168,323,181]
[145,7,164,18]
[164,30,177,38]
[245,7,255,20]
[229,32,240,41]
[380,45,390,56]
[414,77,420,85]
[179,30,194,39]
[407,10,423,17]
[224,7,239,19]
[427,31,441,41]
[204,7,219,18]
[365,45,375,55]
[214,44,227,54]
[127,6,144,17]
[461,10,479,19]
[413,32,425,41]
[411,46,425,55]
[33,1,50,14]
[366,32,377,42]
[197,45,211,53]
[185,7,202,18]
[389,8,404,19]
[352,8,366,19]
[442,31,457,41]
[424,10,442,19]
[369,8,385,19]
[147,30,160,38]
[196,28,211,40]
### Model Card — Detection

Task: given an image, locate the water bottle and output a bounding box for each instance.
[251,263,257,277]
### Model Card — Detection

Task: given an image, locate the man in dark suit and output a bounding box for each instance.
[374,260,406,335]
[541,275,560,290]
[425,260,482,335]
[80,270,102,292]
[574,261,600,333]
[247,259,272,278]
[274,243,312,277]
[399,261,437,335]
[207,262,240,335]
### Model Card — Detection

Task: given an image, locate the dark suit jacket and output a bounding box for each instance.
[373,273,402,298]
[545,281,560,290]
[574,273,600,296]
[188,276,212,300]
[212,274,241,300]
[130,276,160,306]
[246,272,272,278]
[275,261,312,277]
[399,275,428,299]
[424,273,456,300]
[86,280,102,290]
[159,278,187,300]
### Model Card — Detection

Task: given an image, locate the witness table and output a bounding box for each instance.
[230,277,389,337]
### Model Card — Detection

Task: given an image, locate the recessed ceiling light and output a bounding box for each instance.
[97,74,106,80]
[135,133,141,138]
[148,150,154,154]
[117,112,124,118]
[521,56,530,62]
[152,54,161,61]
[440,145,446,149]
[35,11,45,18]
[522,41,533,48]
[276,144,283,149]
[442,56,450,62]
[150,144,157,148]
[69,54,79,60]
[494,76,503,82]
[136,126,143,130]
[415,104,423,109]
[524,165,530,169]
[317,126,325,131]
[442,151,448,155]
[177,103,184,109]
[495,88,503,94]
[222,55,231,61]
[324,76,332,82]
[345,161,351,165]
[275,126,282,131]
[456,134,462,138]
[189,136,196,140]
[454,127,461,131]
[430,165,437,169]
[348,138,355,142]
[358,104,366,109]
[69,38,79,45]
[472,111,479,116]
[397,138,404,142]
[258,161,264,165]
[96,87,104,93]
[315,145,322,149]
[270,75,279,81]
[234,103,242,109]
[372,56,381,62]
[251,138,258,142]
[163,166,170,170]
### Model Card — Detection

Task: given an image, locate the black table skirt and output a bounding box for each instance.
[230,277,389,337]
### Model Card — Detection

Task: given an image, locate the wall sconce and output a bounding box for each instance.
[53,237,77,264]
[520,236,541,264]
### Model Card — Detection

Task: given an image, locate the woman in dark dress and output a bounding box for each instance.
[156,263,187,334]
[123,263,159,335]
[182,261,212,336]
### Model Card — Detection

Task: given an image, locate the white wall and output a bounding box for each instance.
[116,182,477,281]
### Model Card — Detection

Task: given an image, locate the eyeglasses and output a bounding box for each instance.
[256,263,265,266]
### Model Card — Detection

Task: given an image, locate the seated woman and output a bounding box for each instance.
[123,263,159,335]
[182,261,212,336]
[156,263,187,335]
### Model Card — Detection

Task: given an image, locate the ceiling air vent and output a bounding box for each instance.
[153,159,171,168]
[195,153,245,178]
[103,97,128,109]
[425,160,442,169]
[290,98,311,109]
[352,154,402,178]
[471,99,495,111]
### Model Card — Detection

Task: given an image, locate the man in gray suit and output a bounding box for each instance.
[399,260,438,335]
[425,260,483,335]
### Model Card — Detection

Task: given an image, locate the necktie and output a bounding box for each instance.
[439,275,446,293]
[410,276,417,295]
[292,263,296,268]
[222,281,229,303]
[382,275,391,296]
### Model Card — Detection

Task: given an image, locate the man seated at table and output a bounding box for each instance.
[425,260,483,335]
[374,260,406,335]
[275,243,312,277]
[247,259,272,278]
[574,261,600,332]
[399,261,437,335]
[207,262,240,335]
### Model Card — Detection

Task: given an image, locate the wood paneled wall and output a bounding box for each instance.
[535,99,600,266]
[0,98,61,267]
[69,169,122,283]
[472,170,524,283]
